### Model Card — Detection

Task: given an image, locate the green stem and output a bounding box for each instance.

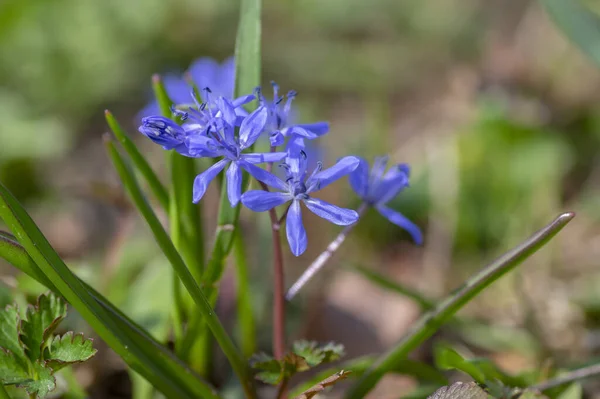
[105,138,256,398]
[233,229,256,357]
[345,212,575,399]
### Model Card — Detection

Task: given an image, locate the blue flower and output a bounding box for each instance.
[241,150,360,256]
[186,99,287,206]
[140,57,235,117]
[349,156,422,244]
[139,87,254,153]
[258,82,329,147]
[138,116,195,156]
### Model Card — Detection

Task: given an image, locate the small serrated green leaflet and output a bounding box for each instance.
[44,332,97,372]
[283,352,310,375]
[20,292,67,362]
[0,305,28,369]
[427,382,488,399]
[293,341,324,367]
[0,349,29,384]
[292,341,345,368]
[250,353,282,385]
[19,361,56,398]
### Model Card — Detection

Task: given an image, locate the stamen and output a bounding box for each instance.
[271,81,280,100]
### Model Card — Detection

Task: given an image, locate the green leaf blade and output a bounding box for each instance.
[0,349,29,384]
[19,361,55,399]
[104,138,253,398]
[250,353,283,385]
[346,212,575,399]
[20,292,67,362]
[0,305,28,369]
[0,183,221,399]
[45,332,97,371]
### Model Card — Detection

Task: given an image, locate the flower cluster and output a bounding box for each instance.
[139,57,421,255]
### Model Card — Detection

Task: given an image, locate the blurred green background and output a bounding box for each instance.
[1,0,600,397]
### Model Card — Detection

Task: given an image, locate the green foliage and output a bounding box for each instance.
[20,293,67,362]
[0,227,220,399]
[45,332,97,372]
[250,341,344,385]
[292,340,345,367]
[0,292,96,398]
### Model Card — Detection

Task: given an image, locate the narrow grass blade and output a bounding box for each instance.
[0,187,220,399]
[104,110,169,212]
[345,212,575,398]
[105,137,256,398]
[233,230,256,357]
[234,0,261,104]
[540,0,600,67]
[350,265,435,310]
[0,231,207,394]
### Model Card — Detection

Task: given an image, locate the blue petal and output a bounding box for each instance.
[285,135,306,153]
[217,97,238,127]
[217,56,236,99]
[241,152,287,164]
[163,75,193,104]
[239,106,268,149]
[193,159,229,203]
[232,94,256,108]
[286,142,309,180]
[304,198,359,225]
[241,190,291,212]
[239,162,288,191]
[376,205,422,244]
[374,163,410,205]
[307,156,360,193]
[188,58,220,97]
[270,131,285,147]
[284,126,319,139]
[286,200,307,256]
[295,122,329,136]
[139,116,185,149]
[369,156,389,184]
[349,157,370,200]
[186,134,222,158]
[226,162,243,206]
